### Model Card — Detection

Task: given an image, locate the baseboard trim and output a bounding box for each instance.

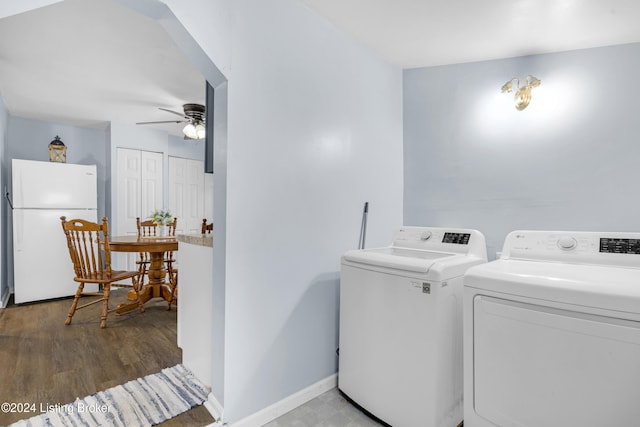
[204,392,224,425]
[230,373,338,427]
[0,291,10,308]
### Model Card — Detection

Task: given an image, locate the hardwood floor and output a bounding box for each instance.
[0,289,214,426]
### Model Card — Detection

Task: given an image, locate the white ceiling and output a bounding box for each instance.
[301,0,640,69]
[2,0,640,134]
[0,0,205,136]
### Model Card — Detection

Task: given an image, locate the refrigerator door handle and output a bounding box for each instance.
[5,188,13,209]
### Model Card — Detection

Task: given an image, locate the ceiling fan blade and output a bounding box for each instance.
[136,120,187,125]
[158,107,188,119]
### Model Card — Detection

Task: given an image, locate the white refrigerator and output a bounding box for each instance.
[12,159,98,304]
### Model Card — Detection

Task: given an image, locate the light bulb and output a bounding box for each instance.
[195,124,206,139]
[183,123,196,139]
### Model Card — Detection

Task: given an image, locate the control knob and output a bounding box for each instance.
[420,231,432,241]
[557,236,577,250]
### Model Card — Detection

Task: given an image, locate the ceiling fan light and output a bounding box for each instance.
[183,123,197,139]
[195,123,206,139]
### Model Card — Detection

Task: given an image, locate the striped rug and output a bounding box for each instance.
[10,364,209,427]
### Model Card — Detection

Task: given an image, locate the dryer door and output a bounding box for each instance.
[472,295,640,427]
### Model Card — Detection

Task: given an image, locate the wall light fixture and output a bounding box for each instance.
[501,75,541,110]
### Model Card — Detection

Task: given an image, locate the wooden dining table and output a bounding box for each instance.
[108,235,178,314]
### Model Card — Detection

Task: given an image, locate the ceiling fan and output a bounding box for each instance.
[136,103,206,140]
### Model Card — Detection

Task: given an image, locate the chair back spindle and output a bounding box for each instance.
[136,217,178,237]
[62,217,111,279]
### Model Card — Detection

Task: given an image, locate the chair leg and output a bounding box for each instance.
[100,284,111,329]
[137,262,148,291]
[66,283,85,325]
[134,263,147,314]
[133,276,145,313]
[167,270,178,311]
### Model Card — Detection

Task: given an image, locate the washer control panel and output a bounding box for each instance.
[443,232,471,245]
[503,230,640,267]
[390,226,487,258]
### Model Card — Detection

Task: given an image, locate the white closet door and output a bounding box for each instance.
[185,159,205,233]
[141,151,164,217]
[116,148,141,236]
[116,148,163,270]
[169,156,204,234]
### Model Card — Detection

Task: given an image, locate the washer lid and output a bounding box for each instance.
[464,259,640,314]
[343,247,455,274]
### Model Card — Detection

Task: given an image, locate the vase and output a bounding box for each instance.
[158,224,169,237]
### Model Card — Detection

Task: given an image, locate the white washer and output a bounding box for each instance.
[464,230,640,427]
[340,226,487,427]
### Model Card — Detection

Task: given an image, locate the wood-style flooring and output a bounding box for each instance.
[0,288,214,426]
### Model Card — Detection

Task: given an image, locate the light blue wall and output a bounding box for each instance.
[226,1,403,421]
[404,42,640,259]
[0,97,7,306]
[163,0,403,422]
[211,82,227,404]
[168,134,205,160]
[7,117,108,216]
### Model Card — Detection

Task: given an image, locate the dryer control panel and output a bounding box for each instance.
[599,238,640,255]
[502,230,640,268]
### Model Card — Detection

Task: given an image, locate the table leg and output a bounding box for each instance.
[116,251,175,314]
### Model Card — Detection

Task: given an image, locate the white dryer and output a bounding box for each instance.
[340,226,487,427]
[464,230,640,427]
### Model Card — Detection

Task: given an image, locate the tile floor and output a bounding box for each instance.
[263,387,385,427]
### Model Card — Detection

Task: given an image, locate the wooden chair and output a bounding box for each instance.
[202,218,213,234]
[136,217,178,310]
[60,216,142,328]
[136,217,178,238]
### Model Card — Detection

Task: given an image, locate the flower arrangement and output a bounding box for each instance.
[150,208,173,225]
